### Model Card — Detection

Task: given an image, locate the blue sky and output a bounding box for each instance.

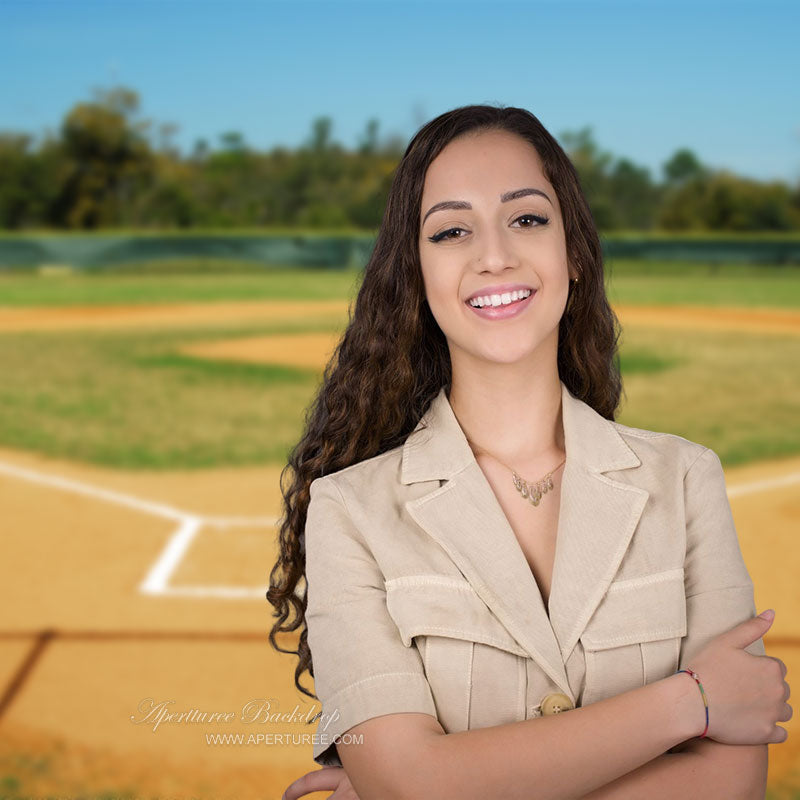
[2,0,798,184]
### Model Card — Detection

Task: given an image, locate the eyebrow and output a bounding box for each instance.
[422,187,553,225]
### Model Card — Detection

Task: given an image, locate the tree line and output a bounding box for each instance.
[1,86,798,232]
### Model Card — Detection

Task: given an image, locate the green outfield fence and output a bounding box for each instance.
[0,232,376,271]
[0,232,799,270]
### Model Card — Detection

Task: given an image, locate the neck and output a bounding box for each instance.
[447,369,565,473]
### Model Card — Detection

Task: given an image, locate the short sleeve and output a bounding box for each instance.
[678,447,766,672]
[304,476,437,767]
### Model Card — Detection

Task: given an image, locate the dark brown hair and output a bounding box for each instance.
[266,103,622,702]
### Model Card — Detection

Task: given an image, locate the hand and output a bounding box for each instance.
[687,610,792,745]
[282,766,361,800]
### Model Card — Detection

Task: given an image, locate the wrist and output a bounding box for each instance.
[661,671,708,743]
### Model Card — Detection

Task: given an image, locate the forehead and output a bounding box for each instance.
[421,129,549,198]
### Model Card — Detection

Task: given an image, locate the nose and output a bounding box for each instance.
[474,223,521,272]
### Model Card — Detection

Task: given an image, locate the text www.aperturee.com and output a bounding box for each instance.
[205,732,363,747]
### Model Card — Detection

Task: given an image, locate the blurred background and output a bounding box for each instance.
[0,0,798,798]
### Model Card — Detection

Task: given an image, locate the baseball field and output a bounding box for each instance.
[0,260,798,800]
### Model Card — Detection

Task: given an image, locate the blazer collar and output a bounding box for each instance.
[400,380,649,700]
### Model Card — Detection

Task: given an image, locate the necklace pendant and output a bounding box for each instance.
[484,452,564,510]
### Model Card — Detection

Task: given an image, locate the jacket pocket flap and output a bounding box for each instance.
[385,575,527,657]
[581,568,687,650]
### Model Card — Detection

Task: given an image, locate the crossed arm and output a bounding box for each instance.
[578,738,768,799]
[283,727,767,800]
[282,724,767,800]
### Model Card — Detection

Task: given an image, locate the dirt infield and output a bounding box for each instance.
[0,299,799,335]
[180,331,341,369]
[0,299,350,332]
[617,303,800,335]
[0,445,324,799]
[1,443,798,797]
[1,299,799,798]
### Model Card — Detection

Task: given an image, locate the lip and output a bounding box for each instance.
[465,283,534,302]
[465,288,536,320]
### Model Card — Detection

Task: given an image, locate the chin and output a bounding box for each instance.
[476,345,539,365]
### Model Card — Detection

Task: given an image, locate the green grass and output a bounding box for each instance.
[0,264,362,306]
[615,326,800,466]
[0,322,329,469]
[617,348,683,375]
[606,260,800,308]
[1,260,800,308]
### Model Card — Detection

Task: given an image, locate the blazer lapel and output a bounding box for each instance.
[401,380,649,699]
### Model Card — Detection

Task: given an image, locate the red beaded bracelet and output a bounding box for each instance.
[676,667,709,738]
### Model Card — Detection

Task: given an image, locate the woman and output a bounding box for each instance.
[268,105,791,800]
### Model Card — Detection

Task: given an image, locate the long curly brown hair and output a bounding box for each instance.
[266,103,623,704]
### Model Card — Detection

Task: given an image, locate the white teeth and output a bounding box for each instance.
[469,288,532,308]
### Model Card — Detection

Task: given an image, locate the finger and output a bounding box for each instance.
[768,725,789,745]
[765,656,786,678]
[283,767,345,800]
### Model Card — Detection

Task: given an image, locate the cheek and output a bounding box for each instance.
[420,261,457,316]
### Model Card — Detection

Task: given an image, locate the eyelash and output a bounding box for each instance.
[426,213,550,243]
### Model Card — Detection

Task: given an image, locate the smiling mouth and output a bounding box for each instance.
[466,288,533,309]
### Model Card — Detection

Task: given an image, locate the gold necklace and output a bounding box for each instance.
[468,439,566,508]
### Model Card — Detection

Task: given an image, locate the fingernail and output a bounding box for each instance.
[758,609,775,620]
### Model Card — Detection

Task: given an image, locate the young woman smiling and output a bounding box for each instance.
[269,105,791,800]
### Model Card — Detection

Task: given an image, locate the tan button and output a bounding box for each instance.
[540,692,574,715]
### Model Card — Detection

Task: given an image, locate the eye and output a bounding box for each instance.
[512,213,550,228]
[427,227,467,244]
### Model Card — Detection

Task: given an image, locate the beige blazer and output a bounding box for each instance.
[304,380,765,767]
